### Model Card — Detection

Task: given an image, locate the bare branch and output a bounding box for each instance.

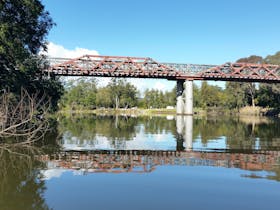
[0,88,51,144]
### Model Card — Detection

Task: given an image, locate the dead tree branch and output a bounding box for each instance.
[0,88,50,143]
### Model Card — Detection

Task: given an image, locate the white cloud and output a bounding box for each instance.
[45,42,99,58]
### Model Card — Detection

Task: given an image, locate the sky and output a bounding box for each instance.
[42,0,280,91]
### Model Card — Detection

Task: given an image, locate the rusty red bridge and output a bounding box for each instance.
[46,55,280,114]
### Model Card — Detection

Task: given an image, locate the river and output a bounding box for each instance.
[1,115,280,210]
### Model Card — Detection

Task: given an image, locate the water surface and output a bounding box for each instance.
[1,115,280,210]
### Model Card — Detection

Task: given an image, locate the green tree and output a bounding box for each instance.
[236,55,263,107]
[61,78,97,110]
[108,78,139,109]
[264,51,280,65]
[0,0,63,110]
[237,55,263,64]
[193,83,202,108]
[257,84,280,108]
[200,81,224,108]
[225,82,246,109]
[255,51,280,108]
[165,86,176,107]
[120,82,138,108]
[96,87,112,108]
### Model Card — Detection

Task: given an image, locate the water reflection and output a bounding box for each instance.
[1,115,280,210]
[38,150,280,179]
[40,114,280,181]
[0,146,50,210]
[58,115,280,151]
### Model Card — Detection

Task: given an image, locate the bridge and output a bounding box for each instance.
[46,55,280,115]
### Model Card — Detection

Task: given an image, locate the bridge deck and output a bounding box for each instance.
[46,55,280,82]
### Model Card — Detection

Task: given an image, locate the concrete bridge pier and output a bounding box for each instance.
[184,80,193,115]
[176,80,193,115]
[176,80,184,115]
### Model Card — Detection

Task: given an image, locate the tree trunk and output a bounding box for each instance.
[115,96,119,109]
[252,98,255,107]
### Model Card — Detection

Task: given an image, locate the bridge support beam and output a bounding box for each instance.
[184,80,193,115]
[176,80,184,115]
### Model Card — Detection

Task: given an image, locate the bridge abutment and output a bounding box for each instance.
[176,80,193,115]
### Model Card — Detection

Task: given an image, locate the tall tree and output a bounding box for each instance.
[61,78,98,110]
[200,81,224,108]
[108,78,139,109]
[256,51,280,108]
[236,55,263,107]
[225,82,246,109]
[0,0,63,110]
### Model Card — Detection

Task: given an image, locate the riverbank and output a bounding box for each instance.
[58,106,280,117]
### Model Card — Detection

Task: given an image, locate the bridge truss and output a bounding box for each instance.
[46,55,280,82]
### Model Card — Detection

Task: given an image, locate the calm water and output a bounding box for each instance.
[1,115,280,210]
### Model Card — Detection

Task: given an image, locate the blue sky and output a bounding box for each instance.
[42,0,280,91]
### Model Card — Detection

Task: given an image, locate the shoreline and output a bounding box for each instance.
[58,106,280,117]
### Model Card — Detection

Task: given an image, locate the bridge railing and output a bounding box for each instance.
[163,63,217,74]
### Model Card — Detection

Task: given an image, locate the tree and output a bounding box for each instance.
[193,83,202,108]
[257,83,280,108]
[225,82,246,109]
[108,78,139,109]
[96,87,112,108]
[236,55,263,107]
[264,51,280,65]
[0,0,63,110]
[108,78,123,109]
[237,55,263,64]
[200,81,224,108]
[61,78,97,110]
[165,86,176,107]
[256,51,280,108]
[120,83,138,108]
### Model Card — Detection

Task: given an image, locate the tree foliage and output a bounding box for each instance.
[62,78,139,110]
[142,88,176,109]
[0,0,63,110]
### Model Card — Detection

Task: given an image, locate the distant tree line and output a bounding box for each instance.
[60,78,176,110]
[61,52,280,110]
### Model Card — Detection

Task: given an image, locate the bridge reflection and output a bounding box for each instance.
[38,149,280,174]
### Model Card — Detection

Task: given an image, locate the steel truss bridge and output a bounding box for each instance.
[47,55,280,83]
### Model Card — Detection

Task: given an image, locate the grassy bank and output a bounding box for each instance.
[58,106,280,117]
[59,107,205,116]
